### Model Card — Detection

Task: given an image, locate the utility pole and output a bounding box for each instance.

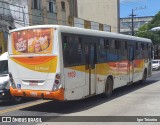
[129,6,146,36]
[129,9,136,36]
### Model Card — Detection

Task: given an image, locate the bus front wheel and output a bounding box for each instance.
[104,77,113,97]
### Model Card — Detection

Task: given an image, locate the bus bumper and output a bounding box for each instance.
[0,89,11,100]
[10,86,64,101]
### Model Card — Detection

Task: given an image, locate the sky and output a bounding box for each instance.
[120,0,160,18]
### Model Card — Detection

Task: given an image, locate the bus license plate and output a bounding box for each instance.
[30,92,37,97]
[29,81,38,85]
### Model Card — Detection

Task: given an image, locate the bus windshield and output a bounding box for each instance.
[0,60,8,75]
[11,28,53,55]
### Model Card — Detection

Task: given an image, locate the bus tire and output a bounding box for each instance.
[104,77,113,97]
[11,96,22,104]
[140,69,147,83]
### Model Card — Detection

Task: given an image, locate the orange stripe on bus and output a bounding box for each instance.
[10,86,64,101]
[11,56,57,65]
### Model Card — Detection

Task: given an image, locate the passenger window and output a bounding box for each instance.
[105,39,109,49]
[98,38,107,63]
[115,40,119,49]
[125,41,128,50]
[62,35,84,67]
[107,39,118,61]
[120,41,127,60]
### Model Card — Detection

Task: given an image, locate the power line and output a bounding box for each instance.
[120,0,157,17]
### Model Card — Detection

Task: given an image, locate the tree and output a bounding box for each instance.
[136,11,160,59]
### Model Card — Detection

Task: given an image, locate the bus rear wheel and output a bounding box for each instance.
[104,77,113,97]
[140,69,147,83]
[11,96,22,104]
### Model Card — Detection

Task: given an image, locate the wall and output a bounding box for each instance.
[120,16,153,35]
[77,0,120,33]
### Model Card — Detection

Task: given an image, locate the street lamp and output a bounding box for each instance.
[150,27,160,59]
[150,27,160,31]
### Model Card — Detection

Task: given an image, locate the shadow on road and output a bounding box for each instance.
[0,98,38,107]
[20,79,158,114]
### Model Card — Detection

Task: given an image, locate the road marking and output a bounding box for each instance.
[0,100,51,115]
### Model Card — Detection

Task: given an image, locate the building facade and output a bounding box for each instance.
[120,16,153,35]
[0,0,71,54]
[28,0,70,25]
[3,0,71,26]
[77,0,120,33]
[0,0,27,54]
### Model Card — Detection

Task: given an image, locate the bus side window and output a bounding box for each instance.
[148,43,152,60]
[125,41,128,50]
[63,36,69,64]
[106,39,118,62]
[141,43,144,50]
[98,38,106,63]
[105,39,109,49]
[136,42,138,50]
[115,40,119,49]
[120,41,127,60]
[62,35,84,67]
[143,43,148,59]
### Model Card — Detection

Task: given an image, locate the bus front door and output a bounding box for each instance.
[85,43,96,96]
[128,46,135,83]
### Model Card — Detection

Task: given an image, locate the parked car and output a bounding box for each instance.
[0,52,22,103]
[152,60,160,70]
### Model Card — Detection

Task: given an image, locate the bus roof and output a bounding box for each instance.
[0,52,8,61]
[9,25,152,43]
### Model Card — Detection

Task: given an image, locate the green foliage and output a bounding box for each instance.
[136,11,160,44]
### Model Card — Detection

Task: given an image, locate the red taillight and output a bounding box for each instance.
[54,74,60,85]
[9,73,15,83]
[56,74,60,79]
[55,80,59,84]
[52,73,61,91]
[9,72,16,89]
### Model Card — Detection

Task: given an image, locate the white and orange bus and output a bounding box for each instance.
[8,25,152,101]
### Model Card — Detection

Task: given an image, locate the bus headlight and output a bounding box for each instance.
[52,73,62,91]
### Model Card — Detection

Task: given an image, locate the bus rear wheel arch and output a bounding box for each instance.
[140,68,147,83]
[104,76,113,97]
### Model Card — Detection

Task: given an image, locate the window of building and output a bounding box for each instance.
[61,1,65,11]
[47,1,56,13]
[32,0,41,10]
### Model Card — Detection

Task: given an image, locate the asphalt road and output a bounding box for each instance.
[1,70,160,125]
